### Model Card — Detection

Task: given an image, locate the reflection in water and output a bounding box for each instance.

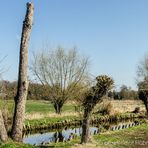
[23,126,98,145]
[23,119,140,146]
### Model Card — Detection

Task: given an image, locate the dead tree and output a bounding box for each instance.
[0,110,8,142]
[11,2,34,142]
[81,75,113,143]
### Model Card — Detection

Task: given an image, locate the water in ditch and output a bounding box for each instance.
[23,119,141,146]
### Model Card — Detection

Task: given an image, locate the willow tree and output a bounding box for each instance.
[138,78,148,115]
[11,2,34,142]
[31,48,89,114]
[137,54,148,80]
[81,75,114,143]
[137,54,148,115]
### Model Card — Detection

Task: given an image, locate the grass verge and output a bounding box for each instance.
[94,122,148,148]
[0,141,35,148]
[46,122,148,148]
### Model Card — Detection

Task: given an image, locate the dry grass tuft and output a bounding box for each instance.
[93,100,113,115]
[94,99,146,115]
[110,100,146,113]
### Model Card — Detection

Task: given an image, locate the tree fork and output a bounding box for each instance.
[11,2,34,142]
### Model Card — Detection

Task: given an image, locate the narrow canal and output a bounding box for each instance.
[23,119,141,146]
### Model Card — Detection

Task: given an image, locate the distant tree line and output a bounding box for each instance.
[0,81,51,100]
[108,85,138,100]
[0,80,139,101]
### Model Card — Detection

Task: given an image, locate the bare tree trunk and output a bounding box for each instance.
[53,101,63,114]
[0,110,8,142]
[11,3,34,142]
[144,99,148,116]
[81,108,91,143]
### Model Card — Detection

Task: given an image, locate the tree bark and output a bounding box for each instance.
[0,110,8,142]
[11,3,34,142]
[53,102,63,114]
[81,108,91,143]
[144,99,148,115]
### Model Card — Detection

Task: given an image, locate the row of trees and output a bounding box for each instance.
[108,85,138,100]
[1,81,139,100]
[0,81,48,100]
[0,82,139,116]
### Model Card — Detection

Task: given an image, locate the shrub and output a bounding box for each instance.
[133,107,140,113]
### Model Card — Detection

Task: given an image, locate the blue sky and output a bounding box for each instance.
[0,0,148,90]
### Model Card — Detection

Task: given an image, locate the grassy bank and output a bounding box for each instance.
[23,112,145,131]
[0,100,146,132]
[46,122,148,148]
[94,121,148,148]
[24,115,81,131]
[1,123,148,147]
[0,141,35,148]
